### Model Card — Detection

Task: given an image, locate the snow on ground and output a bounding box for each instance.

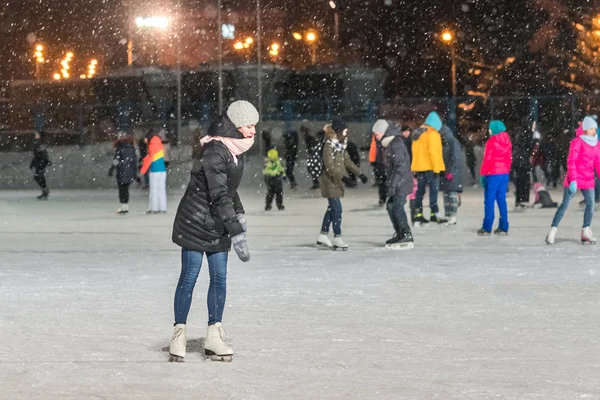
[0,183,599,399]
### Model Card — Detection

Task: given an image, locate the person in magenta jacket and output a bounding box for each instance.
[546,116,600,245]
[478,120,513,235]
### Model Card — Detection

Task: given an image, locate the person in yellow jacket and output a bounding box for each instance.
[411,111,446,225]
[263,148,286,211]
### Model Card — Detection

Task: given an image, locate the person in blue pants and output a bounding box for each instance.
[478,120,513,235]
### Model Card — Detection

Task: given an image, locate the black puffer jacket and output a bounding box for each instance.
[30,139,51,170]
[172,117,245,253]
[382,124,413,198]
[439,125,464,193]
[110,139,138,185]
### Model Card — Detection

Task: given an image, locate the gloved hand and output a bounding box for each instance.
[237,213,247,232]
[569,181,577,194]
[231,233,250,262]
[479,176,487,187]
[445,172,453,181]
[341,177,354,187]
[359,174,368,184]
[108,168,114,177]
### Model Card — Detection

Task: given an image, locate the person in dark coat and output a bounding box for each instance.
[283,129,298,189]
[305,127,326,190]
[512,125,533,209]
[439,125,464,225]
[30,131,51,200]
[344,139,361,187]
[108,132,138,214]
[169,100,257,363]
[373,120,414,247]
[138,134,149,189]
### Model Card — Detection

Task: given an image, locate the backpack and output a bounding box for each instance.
[306,140,325,178]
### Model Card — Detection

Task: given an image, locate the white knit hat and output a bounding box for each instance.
[582,116,598,131]
[226,100,260,128]
[372,119,389,134]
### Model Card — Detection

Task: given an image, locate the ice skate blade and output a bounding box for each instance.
[316,242,333,250]
[205,350,232,362]
[581,240,596,245]
[332,246,348,251]
[168,354,184,363]
[385,243,414,250]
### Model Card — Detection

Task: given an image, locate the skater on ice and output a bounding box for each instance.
[317,117,368,250]
[372,119,414,249]
[439,124,464,225]
[30,131,51,200]
[532,182,558,209]
[169,100,257,362]
[478,120,513,236]
[369,126,388,207]
[411,111,445,225]
[108,131,137,215]
[140,130,167,214]
[546,116,600,245]
[512,121,534,210]
[263,148,286,211]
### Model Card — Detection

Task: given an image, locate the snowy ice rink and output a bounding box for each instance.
[1,184,599,399]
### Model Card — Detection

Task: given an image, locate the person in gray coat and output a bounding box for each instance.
[439,125,464,225]
[373,119,414,248]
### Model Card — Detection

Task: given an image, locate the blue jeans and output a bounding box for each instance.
[386,196,410,233]
[552,187,594,228]
[482,174,509,232]
[415,171,439,214]
[321,198,342,236]
[174,249,228,325]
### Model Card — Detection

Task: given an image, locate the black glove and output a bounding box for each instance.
[232,233,250,262]
[359,174,368,184]
[108,168,114,177]
[341,177,354,187]
[237,213,247,232]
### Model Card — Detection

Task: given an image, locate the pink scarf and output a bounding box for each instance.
[200,136,255,164]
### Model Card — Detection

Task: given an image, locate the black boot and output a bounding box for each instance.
[414,212,429,226]
[385,232,403,245]
[477,228,491,236]
[37,189,49,200]
[494,227,509,235]
[430,213,447,224]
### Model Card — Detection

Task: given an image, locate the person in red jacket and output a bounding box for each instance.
[478,120,513,235]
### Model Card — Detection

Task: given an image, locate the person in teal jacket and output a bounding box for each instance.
[263,149,286,211]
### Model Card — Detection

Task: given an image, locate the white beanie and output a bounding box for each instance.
[582,116,598,131]
[372,119,389,134]
[226,100,260,128]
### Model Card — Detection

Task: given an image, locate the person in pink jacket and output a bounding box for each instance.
[546,116,600,244]
[478,120,513,235]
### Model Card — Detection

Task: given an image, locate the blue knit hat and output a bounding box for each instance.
[424,112,442,131]
[489,120,507,136]
[582,116,598,131]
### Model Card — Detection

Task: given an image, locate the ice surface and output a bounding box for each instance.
[0,185,599,399]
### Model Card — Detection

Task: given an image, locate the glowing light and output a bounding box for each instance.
[245,37,254,45]
[441,30,453,42]
[271,43,280,51]
[233,41,244,50]
[305,32,317,42]
[329,1,336,9]
[66,52,74,59]
[292,32,302,41]
[135,16,169,29]
[90,59,98,65]
[53,73,61,80]
[35,44,44,52]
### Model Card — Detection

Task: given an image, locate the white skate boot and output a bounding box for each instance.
[317,233,333,249]
[445,216,457,226]
[581,227,596,245]
[204,323,233,362]
[545,227,557,245]
[332,236,349,251]
[168,324,186,362]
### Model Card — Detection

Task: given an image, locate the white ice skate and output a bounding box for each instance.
[117,204,128,215]
[445,216,457,226]
[204,323,233,362]
[545,227,557,245]
[168,324,186,362]
[332,236,349,251]
[581,227,596,245]
[317,233,333,249]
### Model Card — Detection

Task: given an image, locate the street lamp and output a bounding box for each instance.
[292,32,303,41]
[34,44,44,80]
[329,1,340,62]
[441,30,457,97]
[305,31,318,65]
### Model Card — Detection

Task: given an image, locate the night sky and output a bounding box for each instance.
[0,0,598,96]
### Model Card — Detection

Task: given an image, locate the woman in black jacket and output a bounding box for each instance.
[30,131,51,200]
[169,100,258,363]
[108,133,138,214]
